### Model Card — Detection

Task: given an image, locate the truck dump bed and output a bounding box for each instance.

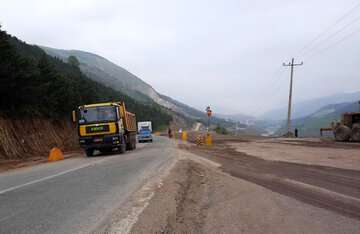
[120,102,137,132]
[124,111,136,132]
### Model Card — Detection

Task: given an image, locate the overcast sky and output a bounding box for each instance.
[2,0,360,115]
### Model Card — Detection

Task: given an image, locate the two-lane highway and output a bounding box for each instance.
[0,136,177,234]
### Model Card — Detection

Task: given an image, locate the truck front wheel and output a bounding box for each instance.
[118,136,126,154]
[85,149,94,157]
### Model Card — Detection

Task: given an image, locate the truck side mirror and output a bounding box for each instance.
[72,110,76,123]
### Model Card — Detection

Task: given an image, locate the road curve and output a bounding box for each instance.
[0,136,176,234]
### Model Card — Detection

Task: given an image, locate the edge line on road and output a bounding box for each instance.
[0,159,105,195]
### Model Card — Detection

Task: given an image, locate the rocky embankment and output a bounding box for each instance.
[0,117,79,160]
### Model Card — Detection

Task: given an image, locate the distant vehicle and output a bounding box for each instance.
[72,101,137,156]
[138,121,152,132]
[321,112,360,142]
[138,121,153,143]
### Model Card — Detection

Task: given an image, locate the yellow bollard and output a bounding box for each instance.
[182,131,188,141]
[48,147,65,162]
[154,132,161,136]
[205,133,212,146]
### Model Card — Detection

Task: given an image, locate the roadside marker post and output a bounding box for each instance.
[205,106,213,146]
[48,147,64,162]
[205,133,212,146]
[182,131,188,141]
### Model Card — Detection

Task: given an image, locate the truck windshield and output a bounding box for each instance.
[79,106,117,124]
[140,126,150,131]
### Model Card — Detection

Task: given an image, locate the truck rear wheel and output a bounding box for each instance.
[351,123,360,142]
[85,149,94,157]
[335,125,352,142]
[126,141,136,150]
[118,143,126,154]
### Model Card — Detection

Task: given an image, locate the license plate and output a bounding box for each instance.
[93,138,103,143]
[86,125,109,133]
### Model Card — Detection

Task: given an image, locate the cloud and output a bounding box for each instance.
[1,0,360,115]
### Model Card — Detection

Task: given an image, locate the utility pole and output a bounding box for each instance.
[283,58,303,136]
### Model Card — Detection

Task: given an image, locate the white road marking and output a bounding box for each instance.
[106,152,178,234]
[110,187,155,234]
[0,158,107,195]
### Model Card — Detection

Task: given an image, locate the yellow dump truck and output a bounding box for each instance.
[72,101,137,156]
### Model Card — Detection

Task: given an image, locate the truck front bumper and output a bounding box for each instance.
[79,134,123,150]
[138,135,153,142]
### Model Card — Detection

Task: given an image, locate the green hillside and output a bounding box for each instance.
[40,46,229,123]
[0,26,171,129]
[41,46,155,104]
[276,102,360,137]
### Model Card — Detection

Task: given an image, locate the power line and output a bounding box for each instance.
[258,3,360,123]
[297,1,360,56]
[269,68,287,89]
[302,14,360,57]
[306,27,360,60]
[320,27,360,51]
[251,69,289,117]
[250,67,286,116]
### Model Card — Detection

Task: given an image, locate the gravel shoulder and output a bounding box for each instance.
[131,148,360,234]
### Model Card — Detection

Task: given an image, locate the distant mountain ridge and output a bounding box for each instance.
[278,101,360,137]
[262,92,360,120]
[41,46,204,119]
[215,113,256,124]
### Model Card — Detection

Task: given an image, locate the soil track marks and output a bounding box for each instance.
[180,142,360,220]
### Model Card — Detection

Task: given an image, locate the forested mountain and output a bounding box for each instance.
[0,26,171,129]
[41,46,154,103]
[41,46,213,120]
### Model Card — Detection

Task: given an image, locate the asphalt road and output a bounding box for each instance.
[0,136,176,234]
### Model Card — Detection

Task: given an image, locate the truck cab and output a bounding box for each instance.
[137,121,153,143]
[138,126,153,143]
[73,102,137,156]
